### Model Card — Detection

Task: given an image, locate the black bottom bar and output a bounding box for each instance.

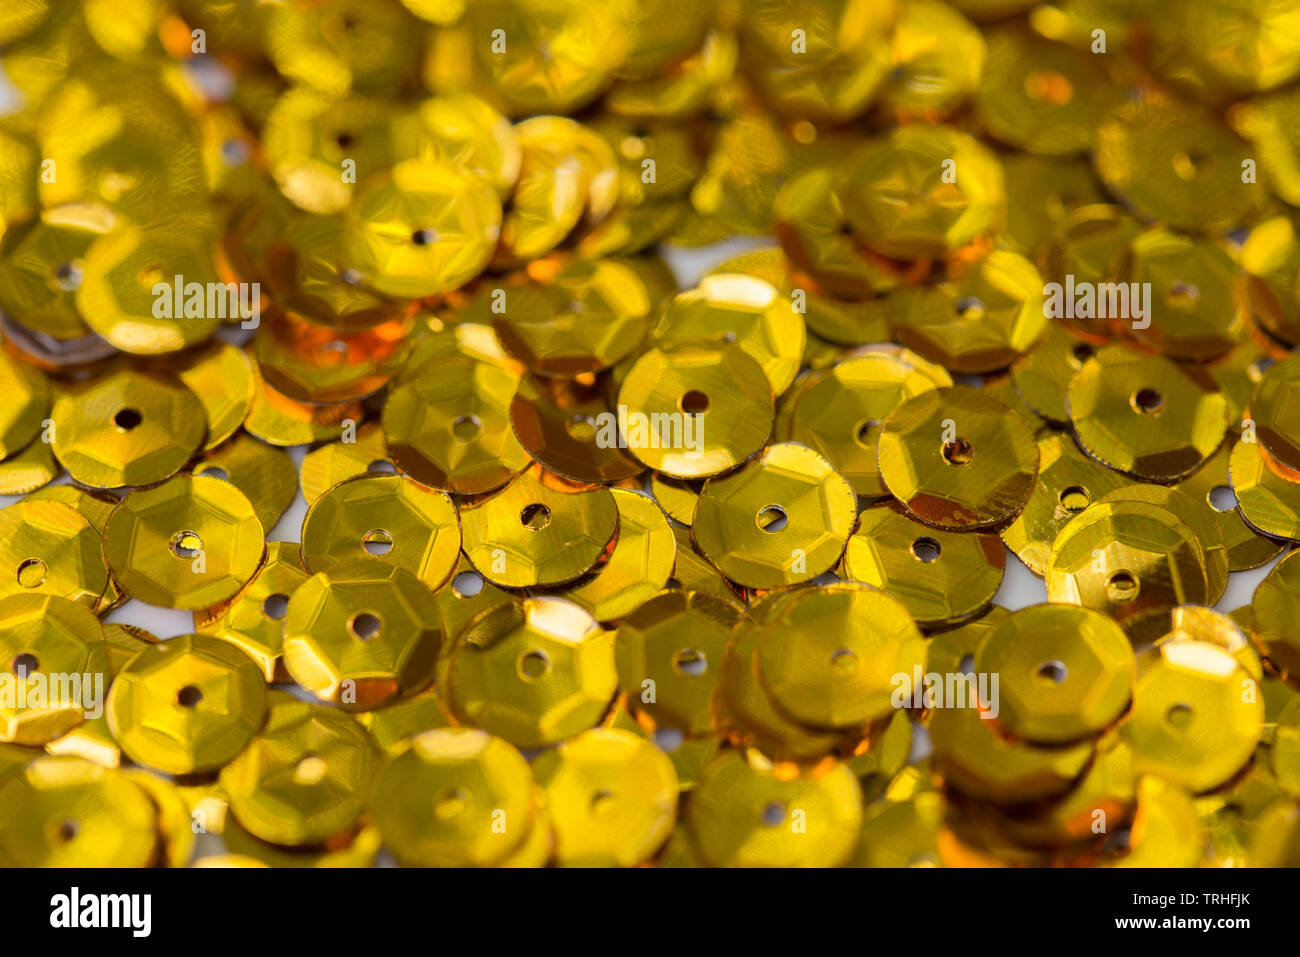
[8,866,1276,945]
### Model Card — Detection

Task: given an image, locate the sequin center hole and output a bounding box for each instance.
[1037,660,1068,684]
[1131,388,1164,415]
[1106,570,1139,602]
[672,648,707,676]
[518,649,550,681]
[169,530,203,559]
[520,504,552,530]
[756,505,788,532]
[910,537,941,562]
[348,612,382,641]
[942,438,974,466]
[362,528,394,555]
[16,558,46,588]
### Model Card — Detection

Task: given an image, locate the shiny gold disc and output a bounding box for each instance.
[686,749,863,867]
[1121,640,1263,794]
[0,594,106,746]
[0,500,108,610]
[878,385,1039,529]
[1045,500,1209,626]
[281,560,443,711]
[344,159,501,300]
[1067,344,1228,482]
[106,634,268,775]
[891,250,1047,375]
[458,467,619,589]
[445,597,617,750]
[301,473,461,592]
[383,357,531,495]
[692,442,856,589]
[532,727,678,867]
[0,756,157,867]
[370,728,536,868]
[50,368,206,489]
[841,125,1005,260]
[843,503,1005,629]
[76,224,224,354]
[221,693,380,847]
[102,474,265,610]
[615,588,744,736]
[974,604,1134,744]
[754,582,926,730]
[617,340,774,479]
